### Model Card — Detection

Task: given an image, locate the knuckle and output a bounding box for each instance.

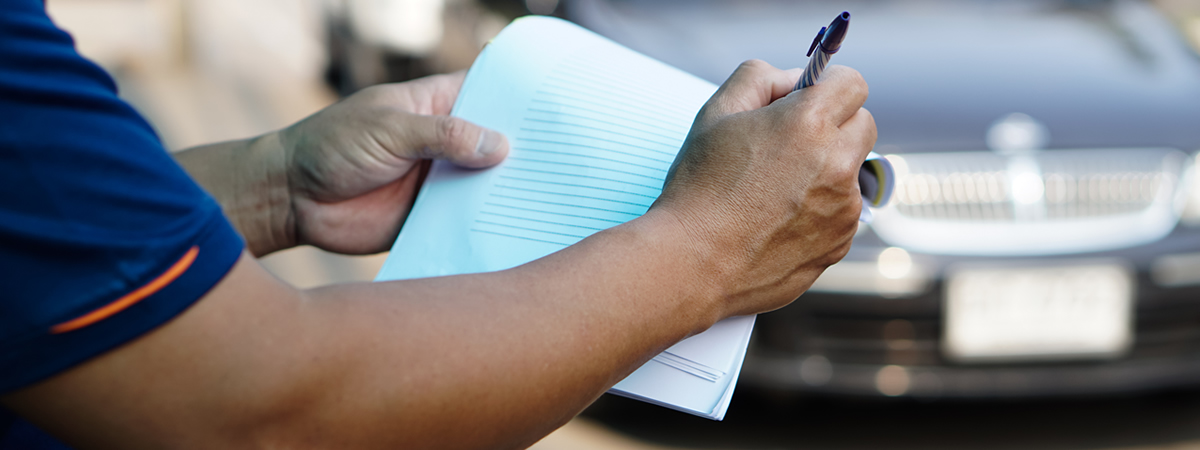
[793,105,822,126]
[827,65,868,98]
[831,65,865,84]
[738,59,771,73]
[730,60,775,87]
[846,69,869,99]
[858,107,876,125]
[437,117,472,151]
[862,109,879,141]
[793,105,833,136]
[815,241,851,269]
[844,66,866,86]
[825,223,858,263]
[830,239,853,263]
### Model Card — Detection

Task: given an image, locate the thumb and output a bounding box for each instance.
[397,113,510,168]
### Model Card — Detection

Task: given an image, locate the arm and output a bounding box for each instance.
[2,62,874,449]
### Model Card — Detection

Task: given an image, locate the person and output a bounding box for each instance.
[0,0,876,448]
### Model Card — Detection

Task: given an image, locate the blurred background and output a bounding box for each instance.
[46,0,1200,448]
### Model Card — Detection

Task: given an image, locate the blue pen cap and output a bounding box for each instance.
[821,11,851,54]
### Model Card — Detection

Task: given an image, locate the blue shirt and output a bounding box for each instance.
[1,0,246,446]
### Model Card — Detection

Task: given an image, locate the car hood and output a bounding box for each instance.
[565,0,1200,153]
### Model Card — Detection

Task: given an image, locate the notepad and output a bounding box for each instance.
[375,15,892,420]
[374,15,753,420]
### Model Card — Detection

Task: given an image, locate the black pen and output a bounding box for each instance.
[796,11,851,90]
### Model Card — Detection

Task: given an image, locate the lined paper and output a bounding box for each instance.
[470,44,698,247]
[375,16,754,420]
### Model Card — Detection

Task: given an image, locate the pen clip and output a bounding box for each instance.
[806,26,827,57]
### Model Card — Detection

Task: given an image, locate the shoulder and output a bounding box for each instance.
[0,0,245,394]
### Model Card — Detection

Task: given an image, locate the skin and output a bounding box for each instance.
[1,61,874,449]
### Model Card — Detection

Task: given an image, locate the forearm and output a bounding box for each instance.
[266,209,720,448]
[174,133,293,256]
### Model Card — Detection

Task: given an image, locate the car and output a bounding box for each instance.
[564,0,1200,398]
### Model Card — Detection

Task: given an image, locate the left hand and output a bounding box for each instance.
[278,72,509,254]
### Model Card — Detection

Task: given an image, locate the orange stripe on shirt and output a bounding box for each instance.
[51,246,200,334]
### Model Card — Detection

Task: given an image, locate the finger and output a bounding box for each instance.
[784,65,869,129]
[702,60,798,120]
[370,71,468,116]
[394,113,510,168]
[836,107,879,169]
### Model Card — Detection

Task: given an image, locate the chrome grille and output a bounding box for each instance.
[889,149,1181,222]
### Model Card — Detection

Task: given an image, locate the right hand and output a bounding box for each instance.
[653,60,876,319]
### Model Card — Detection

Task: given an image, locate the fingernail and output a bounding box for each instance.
[475,130,505,157]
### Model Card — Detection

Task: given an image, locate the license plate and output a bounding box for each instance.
[943,261,1134,363]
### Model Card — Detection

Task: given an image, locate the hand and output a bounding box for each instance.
[278,72,509,254]
[653,60,876,319]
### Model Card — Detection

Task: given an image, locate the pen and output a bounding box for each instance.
[792,11,892,221]
[796,11,851,90]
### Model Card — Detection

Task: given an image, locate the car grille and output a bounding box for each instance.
[890,149,1181,222]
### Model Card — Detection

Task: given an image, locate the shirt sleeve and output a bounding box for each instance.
[0,0,246,393]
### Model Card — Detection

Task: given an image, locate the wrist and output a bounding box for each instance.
[646,196,767,322]
[622,207,730,333]
[176,132,295,256]
[238,132,296,256]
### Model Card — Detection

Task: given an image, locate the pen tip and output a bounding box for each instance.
[819,11,850,54]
